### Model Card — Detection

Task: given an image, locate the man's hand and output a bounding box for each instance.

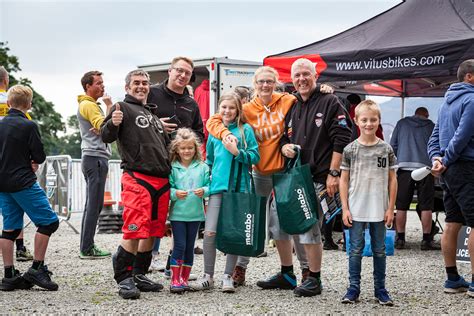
[102,94,113,107]
[112,103,123,126]
[194,188,205,198]
[320,84,334,94]
[31,161,39,172]
[326,174,339,197]
[384,209,394,228]
[342,209,353,227]
[89,127,100,135]
[282,144,297,158]
[175,190,188,200]
[431,157,446,177]
[223,136,239,156]
[160,117,178,133]
[224,134,238,144]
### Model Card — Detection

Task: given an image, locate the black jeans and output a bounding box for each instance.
[80,156,109,252]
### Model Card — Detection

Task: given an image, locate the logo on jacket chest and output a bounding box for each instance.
[252,110,285,141]
[315,112,323,127]
[135,115,150,128]
[135,111,163,132]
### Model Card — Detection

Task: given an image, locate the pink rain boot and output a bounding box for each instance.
[170,260,184,293]
[180,265,192,291]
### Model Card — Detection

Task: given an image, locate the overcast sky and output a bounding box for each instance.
[1,0,400,123]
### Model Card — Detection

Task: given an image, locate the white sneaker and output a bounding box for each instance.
[191,273,214,291]
[149,257,165,272]
[222,274,235,293]
[189,273,198,281]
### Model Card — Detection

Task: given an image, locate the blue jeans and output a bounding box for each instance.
[171,221,200,266]
[348,221,386,293]
[152,237,161,254]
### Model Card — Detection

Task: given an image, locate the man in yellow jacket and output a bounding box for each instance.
[77,71,113,259]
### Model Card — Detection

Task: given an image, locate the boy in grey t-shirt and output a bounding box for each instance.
[339,100,398,306]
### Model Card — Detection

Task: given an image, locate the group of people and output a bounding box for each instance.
[0,57,473,306]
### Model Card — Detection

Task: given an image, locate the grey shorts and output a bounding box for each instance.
[204,194,222,233]
[268,182,324,245]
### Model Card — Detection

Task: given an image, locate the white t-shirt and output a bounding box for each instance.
[341,139,398,222]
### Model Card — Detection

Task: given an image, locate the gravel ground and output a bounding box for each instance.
[1,212,473,314]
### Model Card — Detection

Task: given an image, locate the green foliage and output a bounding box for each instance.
[0,43,20,76]
[1,41,65,155]
[1,42,119,159]
[57,115,82,159]
[57,115,121,160]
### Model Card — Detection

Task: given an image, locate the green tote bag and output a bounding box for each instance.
[216,154,266,257]
[272,149,319,234]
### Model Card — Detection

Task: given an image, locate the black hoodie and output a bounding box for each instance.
[147,80,204,142]
[101,94,171,178]
[0,109,46,192]
[280,88,352,183]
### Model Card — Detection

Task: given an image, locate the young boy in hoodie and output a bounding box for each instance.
[428,59,474,297]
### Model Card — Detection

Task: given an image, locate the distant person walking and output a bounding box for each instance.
[390,107,439,250]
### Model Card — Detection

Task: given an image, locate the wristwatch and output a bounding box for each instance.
[328,169,341,177]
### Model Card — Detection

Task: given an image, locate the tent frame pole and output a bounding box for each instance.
[401,80,406,118]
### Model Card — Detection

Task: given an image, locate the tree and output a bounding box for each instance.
[58,115,121,160]
[0,42,65,154]
[58,115,82,159]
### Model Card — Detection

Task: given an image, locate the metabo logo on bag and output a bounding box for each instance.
[244,213,255,246]
[296,187,312,219]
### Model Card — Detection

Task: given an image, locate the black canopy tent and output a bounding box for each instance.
[264,0,474,113]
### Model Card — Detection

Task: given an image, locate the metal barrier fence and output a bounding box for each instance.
[70,159,122,213]
[37,156,123,217]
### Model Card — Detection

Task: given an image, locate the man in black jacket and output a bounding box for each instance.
[101,69,171,300]
[147,56,204,141]
[0,85,60,292]
[257,58,352,297]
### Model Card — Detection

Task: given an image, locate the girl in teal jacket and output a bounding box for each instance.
[168,128,210,293]
[192,92,260,293]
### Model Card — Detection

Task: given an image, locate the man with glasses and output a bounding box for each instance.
[147,56,204,141]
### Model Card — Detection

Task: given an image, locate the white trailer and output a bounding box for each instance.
[138,57,261,117]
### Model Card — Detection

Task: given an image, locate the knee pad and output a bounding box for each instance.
[0,229,22,241]
[37,220,59,236]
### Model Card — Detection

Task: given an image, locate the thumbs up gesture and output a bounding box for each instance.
[112,103,123,126]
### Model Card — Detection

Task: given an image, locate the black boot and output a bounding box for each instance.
[112,246,140,299]
[133,251,163,292]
